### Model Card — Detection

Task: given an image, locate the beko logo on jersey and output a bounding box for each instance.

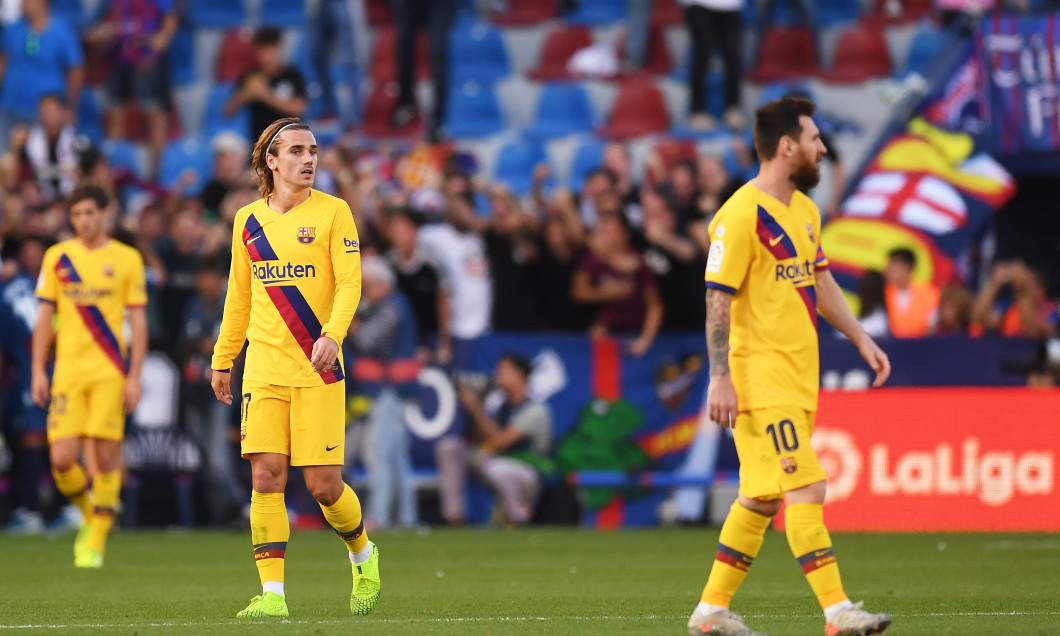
[252,262,317,284]
[775,259,813,283]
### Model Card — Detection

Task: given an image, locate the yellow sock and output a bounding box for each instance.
[701,501,773,607]
[319,484,368,554]
[87,470,120,552]
[785,502,848,609]
[52,464,93,519]
[250,491,289,589]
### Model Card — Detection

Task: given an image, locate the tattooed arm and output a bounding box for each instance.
[705,288,739,428]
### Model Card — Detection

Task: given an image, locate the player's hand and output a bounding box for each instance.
[857,337,891,388]
[123,377,142,414]
[628,335,652,357]
[212,370,233,405]
[706,374,739,429]
[311,336,340,374]
[31,371,50,408]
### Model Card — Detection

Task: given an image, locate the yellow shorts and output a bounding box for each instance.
[733,406,827,500]
[239,380,346,466]
[47,378,126,443]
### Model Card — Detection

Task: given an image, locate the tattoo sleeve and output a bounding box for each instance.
[706,288,732,376]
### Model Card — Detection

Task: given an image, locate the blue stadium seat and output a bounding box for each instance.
[896,26,946,79]
[757,81,815,107]
[168,29,198,87]
[202,83,251,141]
[186,0,246,29]
[260,0,307,28]
[76,90,104,147]
[565,0,628,25]
[818,0,861,26]
[444,81,506,139]
[524,83,594,140]
[159,138,214,196]
[102,140,147,180]
[449,19,510,84]
[493,138,554,197]
[567,139,604,192]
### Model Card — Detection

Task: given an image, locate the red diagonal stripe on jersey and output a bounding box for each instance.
[76,305,127,375]
[264,285,343,384]
[755,215,818,329]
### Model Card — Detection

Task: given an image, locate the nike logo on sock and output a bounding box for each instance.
[325,444,340,451]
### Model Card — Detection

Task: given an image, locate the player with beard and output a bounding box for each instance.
[687,97,893,636]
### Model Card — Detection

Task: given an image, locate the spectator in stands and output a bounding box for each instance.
[688,155,739,254]
[308,0,367,128]
[225,26,308,145]
[665,158,700,229]
[681,0,744,131]
[572,213,663,356]
[390,0,458,142]
[536,214,592,331]
[348,256,420,530]
[0,0,83,151]
[639,187,705,331]
[153,211,204,354]
[883,247,939,338]
[485,185,546,330]
[178,254,241,526]
[14,94,86,204]
[385,206,452,364]
[931,283,973,336]
[445,353,554,527]
[972,260,1059,338]
[625,0,653,73]
[854,270,889,338]
[578,168,619,229]
[602,142,642,221]
[200,132,250,221]
[88,0,178,177]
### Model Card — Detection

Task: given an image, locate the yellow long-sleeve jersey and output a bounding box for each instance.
[212,189,362,387]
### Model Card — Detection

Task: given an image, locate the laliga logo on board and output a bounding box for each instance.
[812,429,1054,507]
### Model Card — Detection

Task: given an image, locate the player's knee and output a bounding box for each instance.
[739,495,782,517]
[50,451,75,473]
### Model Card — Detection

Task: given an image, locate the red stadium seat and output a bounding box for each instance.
[365,0,393,27]
[360,82,424,140]
[527,26,593,81]
[652,139,697,172]
[616,24,672,76]
[868,0,932,24]
[823,24,892,82]
[216,29,258,83]
[121,103,183,142]
[651,0,684,26]
[598,78,669,140]
[747,26,820,82]
[491,0,558,26]
[370,27,431,83]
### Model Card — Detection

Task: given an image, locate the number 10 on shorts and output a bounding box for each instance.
[766,419,799,454]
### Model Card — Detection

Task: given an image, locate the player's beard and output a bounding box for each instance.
[790,152,821,192]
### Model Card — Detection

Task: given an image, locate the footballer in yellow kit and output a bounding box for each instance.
[689,97,893,636]
[32,185,148,569]
[210,118,380,620]
[704,181,830,499]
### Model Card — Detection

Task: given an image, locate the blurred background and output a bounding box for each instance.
[0,0,1058,536]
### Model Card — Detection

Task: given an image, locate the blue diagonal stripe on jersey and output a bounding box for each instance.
[243,214,280,261]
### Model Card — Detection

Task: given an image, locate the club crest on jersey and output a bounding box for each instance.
[297,227,316,245]
[806,224,815,244]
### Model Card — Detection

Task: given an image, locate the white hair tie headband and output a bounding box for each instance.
[265,122,299,156]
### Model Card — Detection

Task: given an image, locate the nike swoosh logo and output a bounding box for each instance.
[325,444,340,452]
[247,235,261,244]
[815,549,831,557]
[769,234,785,247]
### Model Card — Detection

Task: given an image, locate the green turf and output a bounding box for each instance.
[2,528,1056,634]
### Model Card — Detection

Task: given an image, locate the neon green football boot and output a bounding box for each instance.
[236,591,289,618]
[72,522,91,562]
[350,541,381,615]
[74,547,103,569]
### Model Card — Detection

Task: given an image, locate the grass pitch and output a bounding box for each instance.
[2,527,1056,635]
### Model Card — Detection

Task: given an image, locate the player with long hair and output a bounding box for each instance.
[211,117,379,619]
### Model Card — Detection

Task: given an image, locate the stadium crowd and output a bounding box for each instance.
[1,0,1058,535]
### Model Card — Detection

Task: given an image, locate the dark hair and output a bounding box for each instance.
[887,247,917,268]
[857,270,886,318]
[37,92,66,107]
[587,167,618,188]
[388,206,423,227]
[754,96,816,161]
[499,353,532,379]
[253,26,283,47]
[67,183,109,210]
[195,252,231,276]
[251,117,311,199]
[78,147,106,175]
